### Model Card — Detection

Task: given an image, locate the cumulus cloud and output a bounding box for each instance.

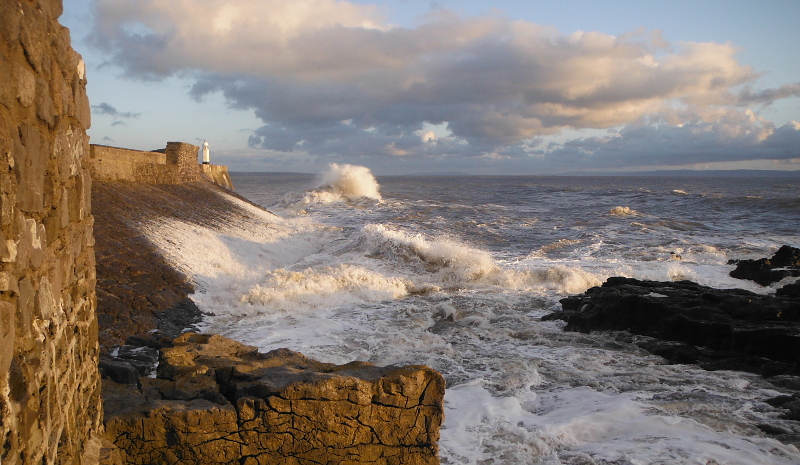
[89,0,800,171]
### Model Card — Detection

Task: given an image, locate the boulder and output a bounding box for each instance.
[729,245,800,286]
[103,333,445,465]
[547,277,800,376]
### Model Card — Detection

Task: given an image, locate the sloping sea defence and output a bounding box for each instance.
[92,179,445,464]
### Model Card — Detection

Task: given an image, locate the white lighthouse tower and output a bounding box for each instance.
[201,140,210,164]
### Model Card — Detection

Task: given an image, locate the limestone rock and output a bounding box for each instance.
[104,333,445,465]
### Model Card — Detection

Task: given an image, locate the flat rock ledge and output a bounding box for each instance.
[102,333,445,465]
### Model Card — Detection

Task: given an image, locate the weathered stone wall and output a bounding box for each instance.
[0,0,103,463]
[90,142,232,190]
[90,143,201,185]
[199,164,234,190]
[89,145,167,182]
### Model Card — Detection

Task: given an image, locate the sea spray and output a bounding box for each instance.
[315,163,382,201]
[273,163,383,211]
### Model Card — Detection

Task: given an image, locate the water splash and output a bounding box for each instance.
[315,163,382,201]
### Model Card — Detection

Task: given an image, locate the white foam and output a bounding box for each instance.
[315,163,382,201]
[363,224,602,294]
[609,206,639,216]
[240,265,411,314]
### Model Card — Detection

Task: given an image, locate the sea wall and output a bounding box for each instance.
[199,164,234,190]
[0,0,103,463]
[90,142,234,190]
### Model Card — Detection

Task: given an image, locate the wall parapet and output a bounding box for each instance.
[89,142,233,190]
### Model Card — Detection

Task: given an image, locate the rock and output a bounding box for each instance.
[100,359,141,385]
[103,333,445,465]
[548,277,800,376]
[777,282,800,298]
[729,245,800,286]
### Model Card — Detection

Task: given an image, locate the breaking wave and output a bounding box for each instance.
[361,224,601,294]
[275,163,382,210]
[240,265,411,314]
[314,163,382,201]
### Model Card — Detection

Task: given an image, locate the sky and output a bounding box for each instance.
[61,0,800,175]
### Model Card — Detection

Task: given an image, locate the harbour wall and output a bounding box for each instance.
[89,142,234,190]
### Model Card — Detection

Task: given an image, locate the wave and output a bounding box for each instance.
[240,264,412,313]
[273,163,382,211]
[315,163,382,201]
[361,224,601,294]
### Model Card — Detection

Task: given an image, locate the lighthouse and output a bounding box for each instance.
[202,140,210,164]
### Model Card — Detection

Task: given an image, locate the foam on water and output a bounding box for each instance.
[609,206,639,216]
[139,172,800,464]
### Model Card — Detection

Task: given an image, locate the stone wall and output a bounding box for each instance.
[199,164,234,190]
[90,143,202,185]
[90,142,233,190]
[0,0,103,463]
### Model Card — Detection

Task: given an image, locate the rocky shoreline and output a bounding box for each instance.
[544,246,800,445]
[91,179,446,463]
[102,333,444,464]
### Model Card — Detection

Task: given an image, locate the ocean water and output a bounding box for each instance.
[142,166,800,464]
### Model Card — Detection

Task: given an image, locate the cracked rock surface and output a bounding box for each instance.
[103,333,445,464]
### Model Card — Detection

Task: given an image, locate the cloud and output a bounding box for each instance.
[92,102,141,119]
[89,0,800,171]
[532,120,800,172]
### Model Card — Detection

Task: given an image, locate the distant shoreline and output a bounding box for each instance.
[229,169,800,178]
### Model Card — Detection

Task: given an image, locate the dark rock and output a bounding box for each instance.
[729,245,800,286]
[547,277,800,376]
[103,333,445,465]
[154,297,202,339]
[99,359,140,385]
[777,282,800,298]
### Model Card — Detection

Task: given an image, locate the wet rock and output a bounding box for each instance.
[729,245,800,286]
[100,359,140,385]
[777,282,800,299]
[103,333,445,465]
[548,277,800,376]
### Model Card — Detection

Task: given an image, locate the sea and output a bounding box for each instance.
[141,165,800,464]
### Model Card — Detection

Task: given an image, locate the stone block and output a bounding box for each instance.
[15,62,36,108]
[0,301,15,373]
[0,1,21,45]
[35,76,55,127]
[73,76,91,129]
[15,123,47,213]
